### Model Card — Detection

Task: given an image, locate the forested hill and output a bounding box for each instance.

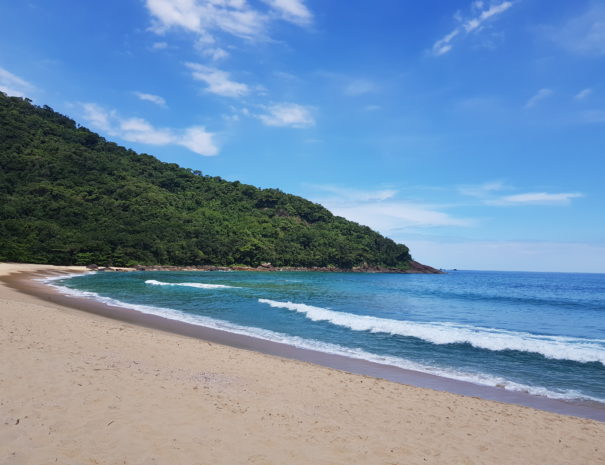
[0,92,422,270]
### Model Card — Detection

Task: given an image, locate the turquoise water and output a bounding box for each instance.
[47,270,605,404]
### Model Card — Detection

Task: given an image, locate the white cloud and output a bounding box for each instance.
[147,0,202,34]
[463,1,512,33]
[404,240,605,273]
[145,0,312,64]
[202,47,229,61]
[487,192,584,206]
[152,41,168,49]
[120,117,156,133]
[193,33,230,61]
[258,102,315,128]
[308,185,472,235]
[261,0,312,25]
[459,182,584,206]
[324,201,473,231]
[574,88,593,101]
[0,67,35,97]
[145,0,312,44]
[186,62,249,97]
[181,126,219,155]
[134,91,167,106]
[80,103,218,156]
[432,1,513,56]
[549,4,605,56]
[81,103,115,132]
[525,88,553,108]
[120,117,174,145]
[344,79,378,96]
[433,29,460,56]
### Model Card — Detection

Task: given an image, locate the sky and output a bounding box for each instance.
[1,0,604,272]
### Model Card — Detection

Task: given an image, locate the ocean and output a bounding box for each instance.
[45,270,605,407]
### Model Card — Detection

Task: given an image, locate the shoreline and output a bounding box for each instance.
[2,263,604,464]
[75,258,444,274]
[4,266,605,422]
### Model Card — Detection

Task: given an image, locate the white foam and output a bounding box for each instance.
[36,272,96,282]
[40,280,605,404]
[145,279,238,289]
[259,299,605,366]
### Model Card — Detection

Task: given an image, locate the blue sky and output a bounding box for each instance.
[1,0,604,272]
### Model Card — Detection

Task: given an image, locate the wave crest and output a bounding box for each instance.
[258,299,605,365]
[145,279,237,289]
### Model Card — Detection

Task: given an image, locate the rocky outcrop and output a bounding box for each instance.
[89,261,443,274]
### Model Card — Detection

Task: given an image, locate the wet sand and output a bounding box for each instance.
[1,263,604,464]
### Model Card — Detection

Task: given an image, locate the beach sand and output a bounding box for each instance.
[1,264,603,464]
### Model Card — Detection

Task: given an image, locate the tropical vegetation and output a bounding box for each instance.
[0,92,414,269]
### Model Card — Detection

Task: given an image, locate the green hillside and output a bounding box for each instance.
[0,92,416,269]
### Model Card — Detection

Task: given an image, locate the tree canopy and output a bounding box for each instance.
[0,92,413,269]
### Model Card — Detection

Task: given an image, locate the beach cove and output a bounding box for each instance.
[1,263,604,464]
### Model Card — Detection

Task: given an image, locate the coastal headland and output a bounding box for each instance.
[1,263,603,464]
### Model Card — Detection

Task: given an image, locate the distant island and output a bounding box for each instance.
[0,92,439,273]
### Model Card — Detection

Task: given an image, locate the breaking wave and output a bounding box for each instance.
[259,299,605,366]
[145,279,238,289]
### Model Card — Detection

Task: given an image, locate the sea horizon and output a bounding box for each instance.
[441,269,605,275]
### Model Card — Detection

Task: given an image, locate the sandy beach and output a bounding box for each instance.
[1,264,603,464]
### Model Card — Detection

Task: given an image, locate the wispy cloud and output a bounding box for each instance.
[548,4,605,56]
[432,1,514,56]
[192,32,230,61]
[257,102,315,128]
[186,63,249,98]
[574,88,593,101]
[147,0,266,39]
[328,202,474,231]
[134,91,166,106]
[261,0,312,26]
[200,46,229,61]
[80,103,218,156]
[487,192,584,206]
[459,181,584,207]
[433,29,460,56]
[0,67,35,98]
[525,88,553,108]
[463,1,512,33]
[145,0,312,56]
[309,185,473,234]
